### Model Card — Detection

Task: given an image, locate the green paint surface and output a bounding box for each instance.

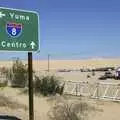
[0,7,39,52]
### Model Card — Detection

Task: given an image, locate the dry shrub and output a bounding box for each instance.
[1,59,28,88]
[48,100,96,120]
[34,75,64,96]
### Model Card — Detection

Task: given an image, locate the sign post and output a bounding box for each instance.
[0,7,39,120]
[28,52,34,120]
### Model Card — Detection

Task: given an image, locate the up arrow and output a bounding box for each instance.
[30,41,36,49]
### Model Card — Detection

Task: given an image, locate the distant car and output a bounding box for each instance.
[98,75,107,80]
[98,71,115,80]
[58,69,71,72]
[92,67,115,72]
[104,71,113,78]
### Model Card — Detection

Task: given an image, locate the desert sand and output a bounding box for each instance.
[0,58,120,120]
[1,58,120,71]
[1,87,120,120]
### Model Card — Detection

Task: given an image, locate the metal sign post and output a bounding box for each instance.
[28,52,34,120]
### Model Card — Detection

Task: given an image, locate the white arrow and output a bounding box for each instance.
[30,41,36,49]
[0,12,6,18]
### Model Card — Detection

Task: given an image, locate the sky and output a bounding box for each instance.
[0,0,120,60]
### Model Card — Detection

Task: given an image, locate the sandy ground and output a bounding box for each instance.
[0,87,50,120]
[34,58,120,71]
[0,88,120,120]
[1,58,120,71]
[0,58,120,119]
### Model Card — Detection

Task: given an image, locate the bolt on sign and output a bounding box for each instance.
[0,7,39,52]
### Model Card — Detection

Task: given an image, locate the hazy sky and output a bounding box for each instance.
[0,0,120,60]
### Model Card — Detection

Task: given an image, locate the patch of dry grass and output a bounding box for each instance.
[0,95,27,110]
[48,101,96,120]
[47,95,102,120]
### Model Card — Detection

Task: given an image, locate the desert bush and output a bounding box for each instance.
[11,59,28,87]
[0,67,13,83]
[34,75,64,96]
[48,101,96,120]
[1,59,28,87]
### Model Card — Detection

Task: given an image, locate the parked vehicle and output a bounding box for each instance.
[98,71,115,80]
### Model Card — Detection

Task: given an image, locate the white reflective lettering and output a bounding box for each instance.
[16,42,18,48]
[19,15,25,20]
[23,43,27,48]
[9,13,14,19]
[15,15,19,20]
[7,43,10,47]
[9,12,30,21]
[1,41,6,47]
[11,43,15,48]
[26,16,30,21]
[1,41,27,48]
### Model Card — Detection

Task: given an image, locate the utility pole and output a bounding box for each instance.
[48,54,50,72]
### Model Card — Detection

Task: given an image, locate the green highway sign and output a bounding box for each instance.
[0,7,39,52]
